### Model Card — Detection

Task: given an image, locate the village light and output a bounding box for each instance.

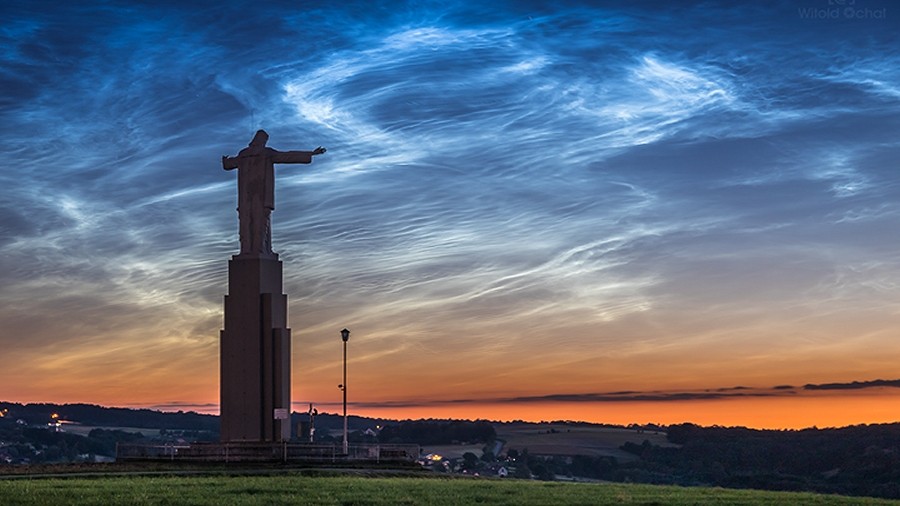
[340,328,350,455]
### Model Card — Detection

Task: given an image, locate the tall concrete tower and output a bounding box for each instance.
[220,255,292,441]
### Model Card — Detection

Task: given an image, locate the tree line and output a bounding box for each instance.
[518,423,900,499]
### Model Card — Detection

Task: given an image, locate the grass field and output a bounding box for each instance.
[496,422,673,460]
[2,473,899,505]
[57,423,162,438]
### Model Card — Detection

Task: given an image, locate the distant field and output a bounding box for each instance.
[59,423,162,438]
[496,422,673,460]
[2,474,897,505]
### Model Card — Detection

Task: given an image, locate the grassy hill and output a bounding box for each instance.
[496,422,672,460]
[1,473,898,505]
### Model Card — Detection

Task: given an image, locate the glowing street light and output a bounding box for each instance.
[340,328,350,455]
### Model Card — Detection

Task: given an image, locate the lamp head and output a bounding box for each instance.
[340,328,350,342]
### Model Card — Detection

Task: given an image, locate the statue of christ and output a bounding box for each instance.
[223,130,325,256]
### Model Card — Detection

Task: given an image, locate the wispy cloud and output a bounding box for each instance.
[804,379,900,391]
[334,378,900,409]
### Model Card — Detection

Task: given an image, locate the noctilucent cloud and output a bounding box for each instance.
[2,0,899,428]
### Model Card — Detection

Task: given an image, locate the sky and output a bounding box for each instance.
[2,0,899,430]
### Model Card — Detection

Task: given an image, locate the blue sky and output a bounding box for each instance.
[2,0,899,427]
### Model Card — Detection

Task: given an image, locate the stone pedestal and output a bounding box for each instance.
[220,254,291,442]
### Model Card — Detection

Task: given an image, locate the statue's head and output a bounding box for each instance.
[249,130,269,147]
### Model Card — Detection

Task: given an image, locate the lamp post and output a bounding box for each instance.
[340,328,350,455]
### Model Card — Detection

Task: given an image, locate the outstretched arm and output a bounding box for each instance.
[270,146,326,164]
[222,155,238,170]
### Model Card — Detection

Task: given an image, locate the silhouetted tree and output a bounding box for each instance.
[462,452,480,470]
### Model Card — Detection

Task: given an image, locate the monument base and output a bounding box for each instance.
[220,254,291,442]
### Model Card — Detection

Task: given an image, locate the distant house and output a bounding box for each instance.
[486,464,509,477]
[417,453,446,469]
